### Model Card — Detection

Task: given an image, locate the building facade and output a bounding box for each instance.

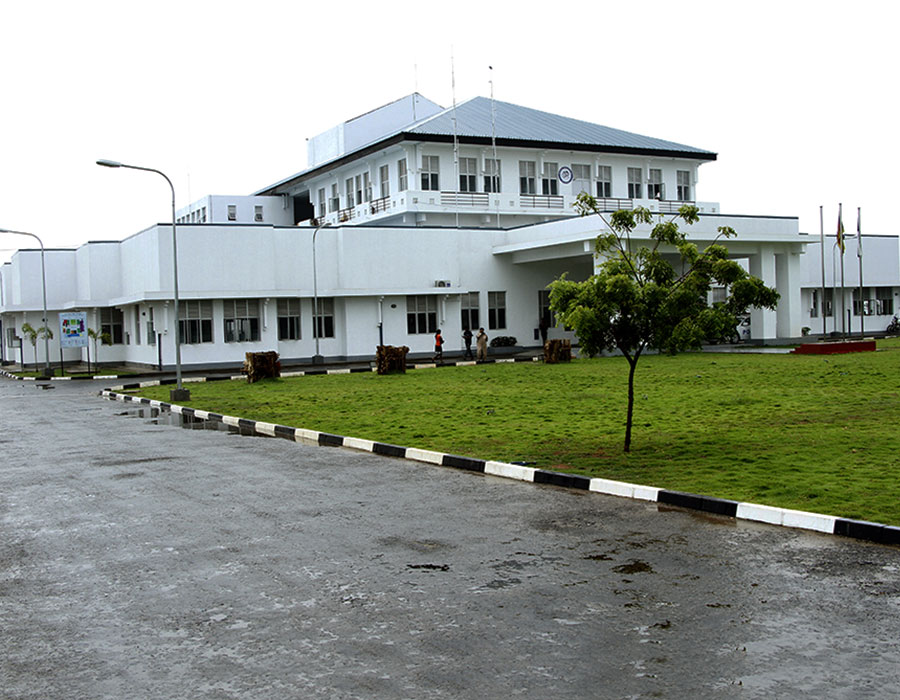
[3,93,851,370]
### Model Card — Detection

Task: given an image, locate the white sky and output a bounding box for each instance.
[2,0,896,261]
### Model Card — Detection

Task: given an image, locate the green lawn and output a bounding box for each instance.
[135,339,900,525]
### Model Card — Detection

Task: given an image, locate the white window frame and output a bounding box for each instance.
[379,165,390,198]
[541,162,559,196]
[398,159,408,191]
[223,299,261,343]
[627,168,642,199]
[483,159,500,193]
[519,161,536,195]
[406,295,438,334]
[277,298,301,340]
[421,155,440,191]
[488,291,506,330]
[677,170,692,201]
[648,169,664,200]
[459,157,477,192]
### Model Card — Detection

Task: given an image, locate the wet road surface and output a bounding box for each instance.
[1,378,899,699]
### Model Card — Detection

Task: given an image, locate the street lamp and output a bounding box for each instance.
[0,228,51,375]
[96,159,189,401]
[311,221,331,364]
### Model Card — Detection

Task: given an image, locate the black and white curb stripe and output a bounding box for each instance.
[101,389,900,548]
[1,368,120,381]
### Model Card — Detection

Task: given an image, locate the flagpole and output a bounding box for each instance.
[857,207,864,339]
[838,203,846,338]
[819,205,826,338]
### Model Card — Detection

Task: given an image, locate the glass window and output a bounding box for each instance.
[488,291,506,330]
[318,188,326,217]
[572,164,591,195]
[484,159,500,193]
[345,178,355,208]
[277,298,301,340]
[677,170,692,201]
[648,169,663,200]
[254,205,264,222]
[227,204,237,221]
[363,172,372,202]
[461,291,480,331]
[223,299,260,343]
[597,165,612,198]
[398,159,408,191]
[627,168,642,199]
[100,307,124,345]
[519,161,536,194]
[146,306,156,346]
[407,295,438,334]
[380,165,390,198]
[329,183,339,212]
[421,155,440,191]
[313,297,335,339]
[179,300,213,344]
[541,162,559,195]
[459,157,477,192]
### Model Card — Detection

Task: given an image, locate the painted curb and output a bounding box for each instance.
[100,388,900,548]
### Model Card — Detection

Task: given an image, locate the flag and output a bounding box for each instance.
[856,207,862,258]
[836,205,845,253]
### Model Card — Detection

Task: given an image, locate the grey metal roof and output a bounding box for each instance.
[254,96,714,195]
[407,96,715,156]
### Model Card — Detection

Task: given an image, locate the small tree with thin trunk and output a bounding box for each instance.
[20,322,54,372]
[549,196,779,452]
[87,327,111,373]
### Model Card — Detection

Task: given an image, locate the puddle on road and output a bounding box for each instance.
[117,407,264,437]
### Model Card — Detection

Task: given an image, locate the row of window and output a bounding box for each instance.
[318,158,693,215]
[810,287,894,317]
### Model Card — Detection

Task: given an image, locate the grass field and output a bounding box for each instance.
[135,339,900,525]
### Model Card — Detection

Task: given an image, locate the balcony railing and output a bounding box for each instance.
[519,194,564,209]
[441,191,490,207]
[370,196,391,213]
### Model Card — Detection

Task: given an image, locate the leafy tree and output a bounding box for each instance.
[87,327,111,374]
[549,195,779,452]
[20,321,54,372]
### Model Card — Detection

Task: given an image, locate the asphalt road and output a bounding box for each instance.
[2,378,899,699]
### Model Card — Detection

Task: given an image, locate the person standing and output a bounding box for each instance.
[462,328,474,359]
[476,327,488,361]
[433,329,444,363]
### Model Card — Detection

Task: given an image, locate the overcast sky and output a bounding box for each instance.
[2,0,896,261]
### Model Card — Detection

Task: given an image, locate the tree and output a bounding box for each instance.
[549,195,779,452]
[87,327,111,374]
[20,322,54,372]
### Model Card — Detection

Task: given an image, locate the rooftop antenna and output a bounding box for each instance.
[451,49,460,228]
[490,65,500,229]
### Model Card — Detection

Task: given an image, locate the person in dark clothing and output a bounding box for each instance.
[462,328,474,359]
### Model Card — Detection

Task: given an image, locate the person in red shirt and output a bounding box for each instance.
[433,329,444,363]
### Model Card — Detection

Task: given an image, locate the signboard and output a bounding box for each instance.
[59,312,88,348]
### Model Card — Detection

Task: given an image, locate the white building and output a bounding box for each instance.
[4,93,872,371]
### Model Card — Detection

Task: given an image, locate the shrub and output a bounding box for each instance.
[489,336,518,348]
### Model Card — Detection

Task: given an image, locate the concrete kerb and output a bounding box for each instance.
[98,377,900,548]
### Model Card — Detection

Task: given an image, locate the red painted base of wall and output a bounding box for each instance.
[792,340,877,355]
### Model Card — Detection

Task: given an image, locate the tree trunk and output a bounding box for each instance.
[625,356,637,452]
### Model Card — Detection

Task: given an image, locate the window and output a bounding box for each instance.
[876,287,894,315]
[147,306,156,346]
[254,205,264,222]
[345,178,355,208]
[363,172,372,202]
[179,300,213,344]
[519,161,536,194]
[329,184,339,212]
[380,165,390,198]
[134,305,141,345]
[488,291,506,330]
[421,155,440,191]
[318,188,326,217]
[648,169,663,200]
[100,307,124,345]
[461,291,480,331]
[541,162,559,195]
[398,159,408,191]
[538,289,555,328]
[277,298,301,340]
[484,159,500,193]
[223,299,261,342]
[597,165,612,198]
[227,204,237,221]
[459,157,477,192]
[355,175,363,205]
[6,326,19,348]
[313,297,335,338]
[572,164,591,195]
[407,295,438,334]
[200,207,207,223]
[627,168,642,199]
[677,170,692,201]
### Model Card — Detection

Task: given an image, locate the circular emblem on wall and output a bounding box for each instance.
[558,166,574,184]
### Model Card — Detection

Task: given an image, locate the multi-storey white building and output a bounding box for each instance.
[3,93,849,371]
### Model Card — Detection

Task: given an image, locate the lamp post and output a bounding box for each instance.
[96,159,189,401]
[0,228,51,375]
[311,221,331,364]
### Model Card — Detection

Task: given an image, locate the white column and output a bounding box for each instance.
[776,251,802,338]
[749,248,777,340]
